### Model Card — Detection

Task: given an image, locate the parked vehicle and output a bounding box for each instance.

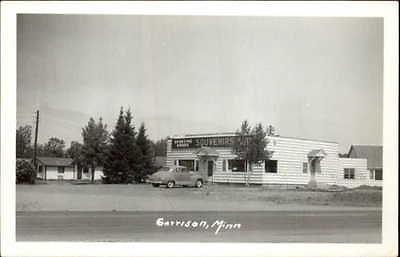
[147,165,204,188]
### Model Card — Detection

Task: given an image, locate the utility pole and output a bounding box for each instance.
[33,110,39,169]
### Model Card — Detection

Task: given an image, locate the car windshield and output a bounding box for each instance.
[158,167,170,172]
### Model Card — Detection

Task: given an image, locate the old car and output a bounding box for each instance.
[147,165,204,188]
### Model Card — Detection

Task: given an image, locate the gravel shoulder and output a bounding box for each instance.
[16,183,382,212]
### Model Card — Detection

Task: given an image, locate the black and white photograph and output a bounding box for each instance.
[1,2,398,257]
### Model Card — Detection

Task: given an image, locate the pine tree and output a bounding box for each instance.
[136,123,154,182]
[152,138,168,156]
[103,108,141,183]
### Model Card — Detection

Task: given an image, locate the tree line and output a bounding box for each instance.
[17,110,275,184]
[16,107,168,183]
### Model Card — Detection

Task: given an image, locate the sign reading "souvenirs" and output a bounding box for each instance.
[171,136,251,149]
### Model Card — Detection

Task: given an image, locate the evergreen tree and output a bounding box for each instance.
[136,123,154,182]
[152,138,168,156]
[82,117,108,183]
[103,108,141,183]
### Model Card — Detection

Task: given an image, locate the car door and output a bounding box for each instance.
[188,170,199,186]
[180,167,192,185]
[174,167,189,185]
[174,167,185,184]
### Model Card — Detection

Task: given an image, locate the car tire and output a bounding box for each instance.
[195,179,203,188]
[152,183,160,187]
[166,181,175,188]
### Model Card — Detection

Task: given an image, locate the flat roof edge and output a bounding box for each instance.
[170,132,338,144]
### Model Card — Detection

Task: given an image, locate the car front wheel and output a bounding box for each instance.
[152,183,160,187]
[195,179,203,188]
[166,181,175,188]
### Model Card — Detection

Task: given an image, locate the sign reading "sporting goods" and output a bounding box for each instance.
[171,136,251,149]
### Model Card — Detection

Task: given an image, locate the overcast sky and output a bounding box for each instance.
[17,15,383,152]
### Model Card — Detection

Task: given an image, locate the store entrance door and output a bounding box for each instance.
[195,147,219,183]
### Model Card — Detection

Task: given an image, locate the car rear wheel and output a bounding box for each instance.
[152,183,160,187]
[166,181,175,188]
[195,179,203,188]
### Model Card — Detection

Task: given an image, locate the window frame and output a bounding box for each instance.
[302,162,308,173]
[374,169,382,180]
[265,160,278,173]
[57,166,65,174]
[369,170,374,179]
[228,159,246,172]
[344,168,355,179]
[178,159,195,171]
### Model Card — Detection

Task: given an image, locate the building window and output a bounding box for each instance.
[222,160,227,171]
[302,162,308,173]
[374,169,382,180]
[344,168,355,179]
[265,160,278,173]
[178,160,195,171]
[57,166,65,174]
[228,159,246,172]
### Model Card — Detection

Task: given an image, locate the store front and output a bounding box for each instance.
[166,132,380,188]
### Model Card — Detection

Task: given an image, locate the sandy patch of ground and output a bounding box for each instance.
[16,183,381,212]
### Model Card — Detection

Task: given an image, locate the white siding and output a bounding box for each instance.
[167,136,340,185]
[338,158,382,188]
[45,166,75,180]
[37,165,104,181]
[80,167,104,180]
[262,136,340,185]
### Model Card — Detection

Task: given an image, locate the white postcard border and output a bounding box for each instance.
[1,1,398,257]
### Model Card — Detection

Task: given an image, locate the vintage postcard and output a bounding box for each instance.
[1,1,398,257]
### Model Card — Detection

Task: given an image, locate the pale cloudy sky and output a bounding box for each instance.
[17,15,383,152]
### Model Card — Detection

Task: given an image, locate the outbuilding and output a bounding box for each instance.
[338,145,383,187]
[36,157,76,180]
[348,145,382,181]
[36,157,104,181]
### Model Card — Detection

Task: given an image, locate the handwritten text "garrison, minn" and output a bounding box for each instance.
[156,217,241,235]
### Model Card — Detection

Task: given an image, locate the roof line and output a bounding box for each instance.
[170,132,338,144]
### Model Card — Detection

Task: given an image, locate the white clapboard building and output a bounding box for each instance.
[166,132,382,188]
[36,157,104,181]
